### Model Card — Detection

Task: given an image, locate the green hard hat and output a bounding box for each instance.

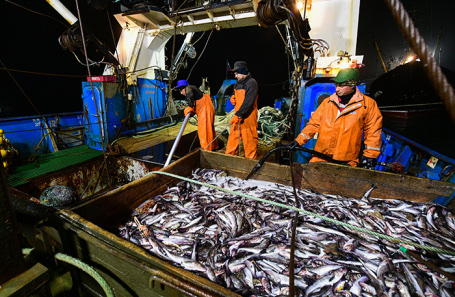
[332,68,360,83]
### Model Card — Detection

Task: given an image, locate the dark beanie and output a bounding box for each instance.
[235,68,248,75]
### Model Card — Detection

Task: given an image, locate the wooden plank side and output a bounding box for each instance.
[200,151,292,185]
[293,163,455,203]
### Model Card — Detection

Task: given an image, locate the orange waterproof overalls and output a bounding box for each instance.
[194,93,218,151]
[225,89,258,159]
[295,88,382,166]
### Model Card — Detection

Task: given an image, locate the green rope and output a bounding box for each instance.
[54,253,114,297]
[151,171,455,256]
[22,248,114,297]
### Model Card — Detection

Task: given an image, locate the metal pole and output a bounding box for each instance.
[46,0,78,25]
[238,121,241,157]
[164,113,192,167]
[0,155,26,284]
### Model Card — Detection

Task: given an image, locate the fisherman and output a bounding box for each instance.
[175,80,219,151]
[225,61,259,159]
[288,68,383,169]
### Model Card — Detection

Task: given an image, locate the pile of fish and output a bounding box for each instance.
[118,168,455,296]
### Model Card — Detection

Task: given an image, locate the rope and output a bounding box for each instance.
[151,171,455,256]
[22,248,114,297]
[186,30,214,81]
[258,107,290,144]
[384,0,455,123]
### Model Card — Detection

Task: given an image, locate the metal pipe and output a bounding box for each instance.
[164,113,192,167]
[46,0,78,25]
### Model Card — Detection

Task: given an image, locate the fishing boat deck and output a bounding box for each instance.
[8,145,103,187]
[115,122,199,154]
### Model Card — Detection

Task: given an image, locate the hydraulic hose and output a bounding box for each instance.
[245,145,346,180]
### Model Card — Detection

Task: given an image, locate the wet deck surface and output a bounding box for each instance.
[115,122,199,154]
[118,120,282,166]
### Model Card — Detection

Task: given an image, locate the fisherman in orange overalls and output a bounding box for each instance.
[225,61,259,159]
[175,80,218,151]
[288,68,383,168]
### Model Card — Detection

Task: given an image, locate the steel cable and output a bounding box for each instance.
[384,0,455,123]
[152,171,455,256]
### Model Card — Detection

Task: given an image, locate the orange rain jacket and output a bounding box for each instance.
[225,74,258,159]
[295,87,382,166]
[186,86,218,151]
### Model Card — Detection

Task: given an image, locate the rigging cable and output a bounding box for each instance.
[275,25,297,69]
[0,59,61,148]
[74,0,110,184]
[105,8,121,67]
[186,30,214,81]
[5,0,70,28]
[0,67,85,78]
[384,0,455,123]
[172,30,206,79]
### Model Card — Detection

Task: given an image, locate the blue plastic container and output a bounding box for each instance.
[82,81,127,150]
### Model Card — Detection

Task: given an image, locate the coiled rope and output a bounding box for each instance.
[152,171,455,256]
[384,0,455,123]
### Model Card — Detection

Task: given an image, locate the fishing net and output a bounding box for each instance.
[185,105,290,147]
[173,100,188,113]
[40,185,78,209]
[257,106,290,144]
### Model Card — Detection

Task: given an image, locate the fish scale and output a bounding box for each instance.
[119,168,455,297]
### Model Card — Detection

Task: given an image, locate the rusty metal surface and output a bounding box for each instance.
[15,156,160,200]
[10,156,161,222]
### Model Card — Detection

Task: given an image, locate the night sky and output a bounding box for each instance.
[2,0,455,151]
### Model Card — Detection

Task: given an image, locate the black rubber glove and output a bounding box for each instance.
[287,140,300,150]
[359,157,377,170]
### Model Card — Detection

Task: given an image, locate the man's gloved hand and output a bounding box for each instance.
[184,106,194,116]
[359,157,377,170]
[230,115,241,125]
[230,96,236,106]
[287,140,300,150]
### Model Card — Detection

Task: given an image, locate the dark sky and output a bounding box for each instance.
[1,0,454,117]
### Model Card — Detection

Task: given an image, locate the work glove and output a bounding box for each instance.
[287,140,300,150]
[184,106,194,116]
[230,96,236,106]
[230,115,241,125]
[359,156,377,170]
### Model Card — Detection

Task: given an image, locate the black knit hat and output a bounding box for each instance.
[231,61,248,74]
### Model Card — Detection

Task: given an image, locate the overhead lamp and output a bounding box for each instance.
[404,54,416,64]
[337,53,352,69]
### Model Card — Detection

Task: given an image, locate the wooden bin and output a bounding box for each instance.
[53,149,455,296]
